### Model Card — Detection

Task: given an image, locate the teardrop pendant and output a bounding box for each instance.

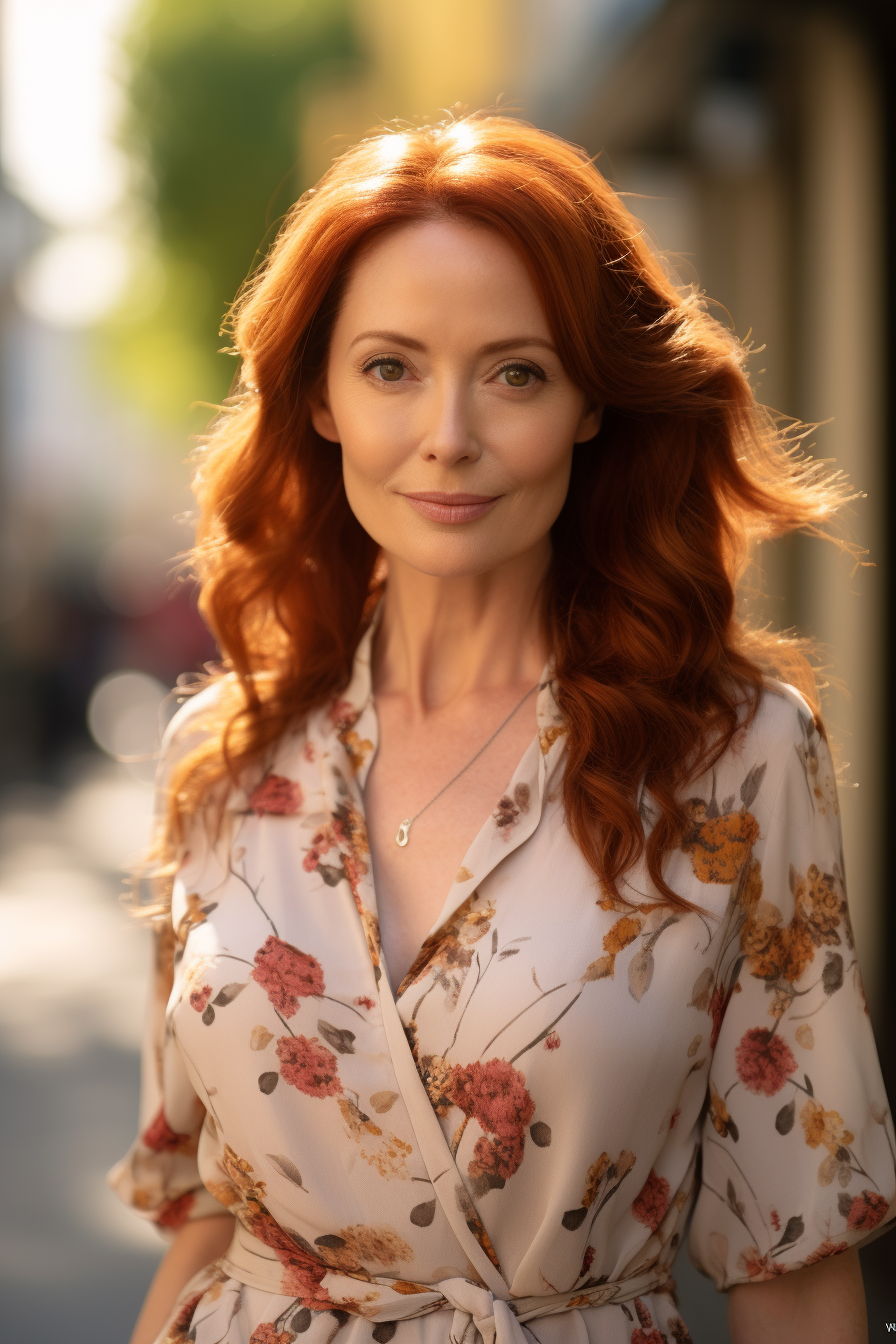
[395,818,411,847]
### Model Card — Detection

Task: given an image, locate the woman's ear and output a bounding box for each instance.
[573,402,604,444]
[309,388,340,443]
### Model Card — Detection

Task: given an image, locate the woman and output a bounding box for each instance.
[110,113,895,1344]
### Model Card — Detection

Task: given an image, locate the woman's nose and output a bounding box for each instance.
[417,385,482,466]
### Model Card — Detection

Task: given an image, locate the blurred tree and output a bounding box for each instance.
[102,0,363,425]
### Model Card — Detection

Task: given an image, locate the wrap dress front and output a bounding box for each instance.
[109,623,896,1344]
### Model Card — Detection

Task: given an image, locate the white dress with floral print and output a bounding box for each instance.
[109,624,896,1344]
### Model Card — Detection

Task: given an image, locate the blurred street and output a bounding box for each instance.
[0,756,163,1339]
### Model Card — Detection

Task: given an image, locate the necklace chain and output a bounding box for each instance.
[395,682,539,847]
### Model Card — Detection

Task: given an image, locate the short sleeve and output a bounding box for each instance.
[106,689,232,1234]
[688,689,896,1288]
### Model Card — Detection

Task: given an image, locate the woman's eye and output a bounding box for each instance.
[498,365,538,388]
[368,359,405,382]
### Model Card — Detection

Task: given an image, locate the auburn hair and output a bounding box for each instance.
[151,111,850,915]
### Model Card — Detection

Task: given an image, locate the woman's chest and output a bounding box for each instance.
[171,806,725,1146]
[362,698,540,989]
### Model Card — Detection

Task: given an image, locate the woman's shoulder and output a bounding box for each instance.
[698,676,824,813]
[743,676,821,754]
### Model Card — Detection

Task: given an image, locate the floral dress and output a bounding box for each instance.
[109,623,896,1344]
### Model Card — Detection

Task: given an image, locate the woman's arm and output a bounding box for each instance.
[727,1247,867,1344]
[128,1213,236,1344]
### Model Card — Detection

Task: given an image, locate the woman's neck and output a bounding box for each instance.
[371,542,551,718]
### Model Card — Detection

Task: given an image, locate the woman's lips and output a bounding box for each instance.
[401,491,500,524]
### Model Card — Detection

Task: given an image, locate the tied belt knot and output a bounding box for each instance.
[221,1223,673,1344]
[437,1280,518,1344]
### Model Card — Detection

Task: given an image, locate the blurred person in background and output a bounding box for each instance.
[106,113,895,1344]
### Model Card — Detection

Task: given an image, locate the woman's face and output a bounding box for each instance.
[312,217,601,579]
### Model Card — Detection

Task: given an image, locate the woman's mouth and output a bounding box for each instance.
[400,491,501,524]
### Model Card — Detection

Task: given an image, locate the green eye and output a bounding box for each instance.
[375,360,404,381]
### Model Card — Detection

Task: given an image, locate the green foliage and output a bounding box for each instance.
[101,0,361,426]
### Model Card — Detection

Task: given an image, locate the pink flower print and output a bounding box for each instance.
[846,1190,889,1231]
[805,1238,849,1263]
[469,1131,526,1182]
[327,697,359,733]
[276,1035,343,1098]
[250,1327,293,1344]
[251,937,324,1017]
[248,773,303,817]
[709,983,732,1050]
[544,1032,561,1051]
[190,984,213,1013]
[155,1190,195,1230]
[735,1027,797,1096]
[141,1106,192,1153]
[169,1290,204,1335]
[632,1169,670,1232]
[449,1058,535,1137]
[354,996,375,1010]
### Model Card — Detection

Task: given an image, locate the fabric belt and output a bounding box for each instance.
[219,1222,673,1344]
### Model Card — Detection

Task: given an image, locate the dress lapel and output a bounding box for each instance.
[315,638,568,1292]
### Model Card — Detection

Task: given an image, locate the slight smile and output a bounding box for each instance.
[400,491,501,524]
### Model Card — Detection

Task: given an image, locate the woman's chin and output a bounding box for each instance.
[381,539,527,582]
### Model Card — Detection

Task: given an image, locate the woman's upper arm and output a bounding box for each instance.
[687,687,896,1291]
[727,1246,867,1343]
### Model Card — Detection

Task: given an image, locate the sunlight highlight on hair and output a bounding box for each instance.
[141,111,855,920]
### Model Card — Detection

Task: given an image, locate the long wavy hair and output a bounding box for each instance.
[149,111,852,916]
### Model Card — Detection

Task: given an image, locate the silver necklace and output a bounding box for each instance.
[395,683,539,846]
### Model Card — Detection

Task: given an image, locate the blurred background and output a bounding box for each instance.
[0,0,892,1339]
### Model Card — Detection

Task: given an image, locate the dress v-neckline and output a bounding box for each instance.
[319,620,566,1003]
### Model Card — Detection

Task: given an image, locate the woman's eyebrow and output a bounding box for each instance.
[347,330,557,355]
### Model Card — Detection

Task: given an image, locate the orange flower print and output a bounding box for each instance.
[248,773,303,816]
[328,696,373,772]
[799,1099,854,1155]
[419,1053,455,1116]
[251,937,325,1017]
[740,903,814,985]
[737,1246,787,1281]
[794,865,843,946]
[708,1081,736,1139]
[734,1028,796,1096]
[736,856,763,911]
[805,1238,848,1264]
[668,1318,694,1343]
[539,725,565,755]
[603,914,643,956]
[276,1035,343,1098]
[681,801,759,883]
[631,1169,670,1231]
[631,1297,665,1344]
